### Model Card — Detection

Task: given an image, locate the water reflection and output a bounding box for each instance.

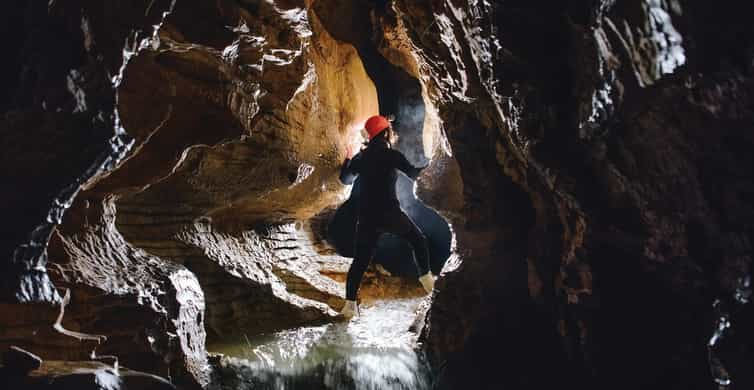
[210,298,431,390]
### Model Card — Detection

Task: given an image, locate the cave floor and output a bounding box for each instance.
[209,297,431,389]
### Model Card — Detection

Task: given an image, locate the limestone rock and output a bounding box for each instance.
[5,0,377,386]
[0,0,174,305]
[173,221,345,338]
[3,0,754,389]
[2,360,176,390]
[48,198,209,388]
[372,1,754,388]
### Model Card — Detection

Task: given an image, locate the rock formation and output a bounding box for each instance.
[374,1,753,389]
[2,0,376,387]
[2,0,752,389]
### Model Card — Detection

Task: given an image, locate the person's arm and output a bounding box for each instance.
[339,151,362,185]
[392,150,427,180]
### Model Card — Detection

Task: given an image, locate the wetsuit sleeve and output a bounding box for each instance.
[339,152,362,185]
[391,150,424,180]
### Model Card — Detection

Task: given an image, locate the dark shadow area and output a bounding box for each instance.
[428,114,562,390]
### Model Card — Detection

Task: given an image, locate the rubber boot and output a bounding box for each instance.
[340,300,359,318]
[419,273,435,294]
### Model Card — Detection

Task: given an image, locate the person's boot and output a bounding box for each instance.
[340,300,359,318]
[419,273,435,294]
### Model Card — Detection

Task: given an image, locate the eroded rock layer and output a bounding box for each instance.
[364,1,753,389]
[2,0,753,389]
[3,0,378,387]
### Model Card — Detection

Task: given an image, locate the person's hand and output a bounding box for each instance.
[345,143,354,159]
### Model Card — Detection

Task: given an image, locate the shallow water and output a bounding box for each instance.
[210,298,431,390]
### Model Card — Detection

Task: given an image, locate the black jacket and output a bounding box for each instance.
[339,134,423,215]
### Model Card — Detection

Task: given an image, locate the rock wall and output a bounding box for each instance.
[364,0,753,389]
[2,1,753,389]
[48,197,210,387]
[2,0,377,388]
[1,0,173,303]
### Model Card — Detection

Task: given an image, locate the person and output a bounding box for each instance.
[338,115,435,318]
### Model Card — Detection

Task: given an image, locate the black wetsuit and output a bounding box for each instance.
[339,133,430,300]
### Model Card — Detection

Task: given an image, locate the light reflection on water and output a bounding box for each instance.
[210,298,431,390]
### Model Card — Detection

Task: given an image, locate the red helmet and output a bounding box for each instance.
[364,115,390,139]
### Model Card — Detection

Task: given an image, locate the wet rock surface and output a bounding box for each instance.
[209,298,431,390]
[1,360,177,390]
[1,0,172,304]
[47,197,210,388]
[369,1,754,389]
[3,0,375,387]
[2,0,754,390]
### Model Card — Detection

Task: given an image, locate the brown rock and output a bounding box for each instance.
[20,360,175,390]
[371,1,754,389]
[3,0,754,389]
[8,0,376,387]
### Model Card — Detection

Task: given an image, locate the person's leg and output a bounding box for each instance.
[384,209,431,278]
[345,220,379,301]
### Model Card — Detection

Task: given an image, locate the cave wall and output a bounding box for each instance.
[1,0,174,303]
[2,0,377,387]
[364,0,753,389]
[2,0,753,389]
